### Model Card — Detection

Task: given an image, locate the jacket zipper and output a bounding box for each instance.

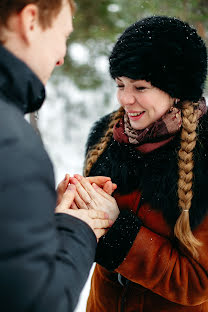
[120,284,128,312]
[118,274,129,312]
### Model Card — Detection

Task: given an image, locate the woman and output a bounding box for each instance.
[72,16,208,311]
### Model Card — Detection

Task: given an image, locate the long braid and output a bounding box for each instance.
[84,107,125,177]
[174,100,202,258]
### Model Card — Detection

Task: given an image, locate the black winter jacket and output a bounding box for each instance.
[0,45,97,312]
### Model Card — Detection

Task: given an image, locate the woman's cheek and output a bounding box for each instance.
[117,92,123,106]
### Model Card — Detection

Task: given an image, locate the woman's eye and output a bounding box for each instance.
[136,86,146,91]
[116,85,124,89]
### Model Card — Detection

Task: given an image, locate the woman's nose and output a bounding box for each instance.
[121,90,136,106]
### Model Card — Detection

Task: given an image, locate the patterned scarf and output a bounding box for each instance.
[113,98,207,154]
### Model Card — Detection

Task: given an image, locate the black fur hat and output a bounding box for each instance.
[109,16,207,101]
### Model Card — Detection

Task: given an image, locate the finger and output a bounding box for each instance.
[75,174,111,184]
[102,182,117,195]
[62,184,76,206]
[88,209,109,220]
[70,201,79,210]
[92,183,114,201]
[74,191,89,210]
[94,229,107,239]
[55,184,76,212]
[93,218,112,229]
[70,177,92,204]
[56,174,70,204]
[103,181,113,195]
[57,174,70,192]
[112,183,117,190]
[85,175,111,186]
[86,176,117,192]
[78,176,98,197]
[68,177,79,185]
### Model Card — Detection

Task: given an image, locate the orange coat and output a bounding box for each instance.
[85,111,208,312]
[87,190,208,312]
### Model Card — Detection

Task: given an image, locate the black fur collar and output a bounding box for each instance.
[85,112,208,229]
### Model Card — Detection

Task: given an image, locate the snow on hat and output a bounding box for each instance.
[109,16,207,102]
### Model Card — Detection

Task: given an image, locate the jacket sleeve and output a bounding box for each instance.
[0,130,97,312]
[96,210,208,306]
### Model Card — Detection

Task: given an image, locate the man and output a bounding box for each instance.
[0,1,112,311]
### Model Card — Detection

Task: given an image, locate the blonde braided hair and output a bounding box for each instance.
[174,100,202,258]
[84,107,125,177]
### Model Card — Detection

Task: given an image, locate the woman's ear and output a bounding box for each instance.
[17,4,40,44]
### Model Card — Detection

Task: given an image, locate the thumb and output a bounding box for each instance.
[59,184,76,210]
[57,174,70,192]
[56,174,70,205]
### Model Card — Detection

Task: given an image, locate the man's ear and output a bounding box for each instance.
[18,4,40,44]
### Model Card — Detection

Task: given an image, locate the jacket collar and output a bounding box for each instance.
[0,44,45,114]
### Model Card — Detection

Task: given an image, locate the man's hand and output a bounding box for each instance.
[55,183,75,212]
[56,174,70,205]
[66,209,112,240]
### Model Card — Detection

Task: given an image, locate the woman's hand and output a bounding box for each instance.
[85,176,117,195]
[69,176,120,223]
[56,174,117,206]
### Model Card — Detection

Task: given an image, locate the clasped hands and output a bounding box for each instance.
[55,174,119,240]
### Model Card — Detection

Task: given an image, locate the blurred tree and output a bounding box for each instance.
[55,0,207,91]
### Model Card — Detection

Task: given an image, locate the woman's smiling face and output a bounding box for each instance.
[116,77,175,130]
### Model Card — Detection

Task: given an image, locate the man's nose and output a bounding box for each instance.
[56,58,65,67]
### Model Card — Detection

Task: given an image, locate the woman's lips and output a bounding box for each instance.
[128,111,145,121]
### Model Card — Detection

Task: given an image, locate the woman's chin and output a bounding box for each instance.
[130,120,148,131]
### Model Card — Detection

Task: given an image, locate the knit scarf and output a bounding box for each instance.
[113,98,207,154]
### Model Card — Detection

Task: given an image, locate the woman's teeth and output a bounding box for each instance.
[128,112,144,116]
